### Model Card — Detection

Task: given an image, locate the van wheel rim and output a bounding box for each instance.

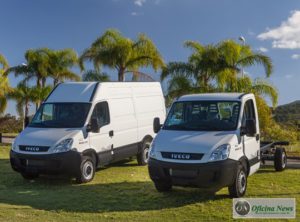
[144,145,150,163]
[282,152,287,168]
[238,171,246,194]
[83,161,93,180]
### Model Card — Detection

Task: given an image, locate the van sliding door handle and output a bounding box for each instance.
[256,134,260,141]
[109,130,114,137]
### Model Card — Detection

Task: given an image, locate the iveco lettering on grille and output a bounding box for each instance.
[25,147,40,152]
[171,153,190,159]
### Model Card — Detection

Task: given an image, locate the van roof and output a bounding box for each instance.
[177,93,251,101]
[45,82,162,103]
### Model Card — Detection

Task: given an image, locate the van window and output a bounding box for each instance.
[242,99,256,126]
[30,103,91,128]
[91,102,110,127]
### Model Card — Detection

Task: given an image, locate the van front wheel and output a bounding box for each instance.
[76,155,95,183]
[137,139,151,166]
[154,181,172,192]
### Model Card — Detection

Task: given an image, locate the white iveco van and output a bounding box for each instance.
[10,82,166,183]
[148,93,261,197]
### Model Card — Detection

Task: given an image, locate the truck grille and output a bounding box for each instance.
[161,152,204,160]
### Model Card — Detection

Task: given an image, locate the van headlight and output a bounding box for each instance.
[52,139,73,153]
[209,144,231,162]
[11,140,18,151]
[149,141,156,159]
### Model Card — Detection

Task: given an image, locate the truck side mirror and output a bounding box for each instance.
[153,117,162,133]
[87,118,100,133]
[241,119,256,137]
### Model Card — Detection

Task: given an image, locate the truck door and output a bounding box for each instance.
[89,101,113,165]
[241,99,260,174]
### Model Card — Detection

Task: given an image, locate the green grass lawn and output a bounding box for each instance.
[0,145,299,222]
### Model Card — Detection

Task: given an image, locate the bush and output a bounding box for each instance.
[0,114,22,133]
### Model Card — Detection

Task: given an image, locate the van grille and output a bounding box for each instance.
[19,145,50,152]
[161,152,203,160]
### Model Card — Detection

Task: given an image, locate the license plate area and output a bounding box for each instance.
[26,159,45,167]
[170,169,198,178]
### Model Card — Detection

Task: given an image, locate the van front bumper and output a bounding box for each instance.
[10,150,81,176]
[148,158,237,190]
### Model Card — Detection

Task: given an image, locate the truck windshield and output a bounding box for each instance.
[29,103,91,128]
[163,101,240,131]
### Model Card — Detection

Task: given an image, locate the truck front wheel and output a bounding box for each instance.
[76,155,96,183]
[228,164,247,198]
[154,181,172,192]
[274,148,287,171]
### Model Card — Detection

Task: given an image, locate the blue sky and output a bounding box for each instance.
[1,0,300,115]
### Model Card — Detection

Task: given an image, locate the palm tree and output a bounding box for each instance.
[80,29,164,81]
[82,70,110,82]
[5,48,50,88]
[47,49,80,86]
[0,53,10,114]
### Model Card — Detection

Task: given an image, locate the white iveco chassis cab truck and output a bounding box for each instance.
[148,93,288,197]
[10,82,166,183]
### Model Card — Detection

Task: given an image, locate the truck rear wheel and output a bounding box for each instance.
[274,148,287,171]
[154,181,172,192]
[228,164,247,198]
[76,155,96,183]
[137,139,151,166]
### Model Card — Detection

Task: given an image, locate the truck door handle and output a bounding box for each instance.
[109,130,114,137]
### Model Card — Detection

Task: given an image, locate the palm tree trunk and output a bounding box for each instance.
[53,78,59,86]
[24,99,29,129]
[36,78,41,110]
[118,68,125,82]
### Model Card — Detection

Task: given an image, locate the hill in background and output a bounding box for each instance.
[274,100,300,128]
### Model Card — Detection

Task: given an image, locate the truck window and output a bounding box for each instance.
[164,101,240,131]
[242,99,256,126]
[91,101,110,127]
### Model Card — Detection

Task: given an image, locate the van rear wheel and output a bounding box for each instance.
[76,155,96,184]
[274,148,287,171]
[137,139,151,166]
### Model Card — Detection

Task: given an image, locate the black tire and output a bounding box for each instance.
[137,139,152,166]
[274,147,287,171]
[228,164,247,198]
[154,181,172,192]
[76,155,96,184]
[21,172,39,180]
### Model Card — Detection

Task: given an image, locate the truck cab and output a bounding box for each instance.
[148,93,260,197]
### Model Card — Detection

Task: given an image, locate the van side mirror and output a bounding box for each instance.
[24,116,30,127]
[241,119,256,137]
[87,118,100,133]
[153,117,162,133]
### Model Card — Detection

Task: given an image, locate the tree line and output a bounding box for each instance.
[0,29,298,142]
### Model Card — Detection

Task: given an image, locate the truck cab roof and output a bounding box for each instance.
[177,93,254,102]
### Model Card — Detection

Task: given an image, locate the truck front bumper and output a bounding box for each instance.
[10,150,82,176]
[148,158,237,190]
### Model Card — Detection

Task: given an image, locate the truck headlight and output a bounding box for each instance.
[149,141,156,159]
[52,138,73,153]
[209,144,231,161]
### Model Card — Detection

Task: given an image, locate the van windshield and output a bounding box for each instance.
[163,101,240,131]
[29,103,91,128]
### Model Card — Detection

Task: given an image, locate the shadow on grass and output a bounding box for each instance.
[0,159,227,213]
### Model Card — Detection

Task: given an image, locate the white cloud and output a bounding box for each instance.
[248,30,255,36]
[258,10,300,49]
[131,12,138,16]
[285,74,294,79]
[257,47,268,52]
[134,0,146,6]
[291,54,300,59]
